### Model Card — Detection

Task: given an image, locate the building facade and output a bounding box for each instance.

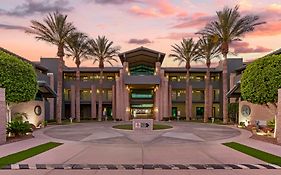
[38,47,243,121]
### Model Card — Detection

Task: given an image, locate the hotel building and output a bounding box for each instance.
[37,46,244,122]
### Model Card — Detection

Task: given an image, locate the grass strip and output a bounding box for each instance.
[223,142,281,166]
[112,124,172,130]
[0,142,62,167]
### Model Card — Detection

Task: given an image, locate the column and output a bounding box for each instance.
[189,85,193,119]
[154,86,160,121]
[229,73,236,103]
[209,85,213,118]
[123,62,130,121]
[47,73,55,120]
[91,85,97,119]
[162,75,169,119]
[168,84,172,118]
[276,89,281,143]
[70,85,75,119]
[0,88,6,144]
[155,62,161,121]
[115,76,120,120]
[112,85,116,120]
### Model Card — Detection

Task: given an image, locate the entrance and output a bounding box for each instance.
[131,108,152,119]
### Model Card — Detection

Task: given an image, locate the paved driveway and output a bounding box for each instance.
[3,122,281,175]
[43,121,240,144]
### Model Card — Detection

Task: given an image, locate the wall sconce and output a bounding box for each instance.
[97,89,100,94]
[126,107,130,112]
[154,107,158,112]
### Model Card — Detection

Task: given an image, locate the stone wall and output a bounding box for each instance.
[11,100,45,127]
[0,88,6,144]
[239,100,275,125]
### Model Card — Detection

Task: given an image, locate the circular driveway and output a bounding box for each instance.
[43,122,240,144]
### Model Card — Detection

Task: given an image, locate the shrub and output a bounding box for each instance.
[267,118,275,129]
[12,112,27,122]
[6,121,32,136]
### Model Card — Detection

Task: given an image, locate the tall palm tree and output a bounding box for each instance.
[169,38,199,120]
[26,12,75,124]
[198,5,264,124]
[65,32,90,122]
[88,36,120,121]
[196,36,220,123]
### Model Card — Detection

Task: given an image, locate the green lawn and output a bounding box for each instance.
[223,142,281,166]
[112,124,172,130]
[0,142,62,167]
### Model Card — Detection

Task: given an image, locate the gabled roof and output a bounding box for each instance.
[118,46,165,67]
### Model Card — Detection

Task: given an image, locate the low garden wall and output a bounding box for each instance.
[0,88,6,144]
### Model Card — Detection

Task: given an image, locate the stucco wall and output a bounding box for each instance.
[239,100,275,125]
[0,88,6,144]
[11,100,45,127]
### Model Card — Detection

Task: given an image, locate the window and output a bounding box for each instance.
[64,73,75,80]
[192,90,204,101]
[64,89,71,100]
[170,76,177,81]
[80,89,91,100]
[107,76,114,80]
[131,90,153,99]
[130,64,155,76]
[107,90,112,100]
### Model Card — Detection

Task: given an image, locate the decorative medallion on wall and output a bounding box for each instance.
[34,105,42,116]
[241,105,251,117]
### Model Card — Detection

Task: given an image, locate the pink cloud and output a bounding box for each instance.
[158,32,197,40]
[128,0,187,17]
[230,41,271,54]
[172,13,215,29]
[249,21,281,37]
[129,5,159,17]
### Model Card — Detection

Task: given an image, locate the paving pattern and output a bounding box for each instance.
[43,122,241,144]
[1,164,280,170]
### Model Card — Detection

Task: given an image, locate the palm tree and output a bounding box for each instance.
[198,5,264,124]
[65,32,90,122]
[26,12,75,124]
[88,36,120,121]
[169,38,199,120]
[196,36,220,123]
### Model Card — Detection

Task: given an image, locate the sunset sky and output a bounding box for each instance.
[0,0,281,67]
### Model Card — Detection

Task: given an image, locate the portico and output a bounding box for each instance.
[115,47,170,121]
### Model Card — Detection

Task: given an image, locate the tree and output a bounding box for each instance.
[169,38,199,120]
[241,55,281,138]
[65,32,90,122]
[198,5,264,124]
[196,36,220,122]
[88,36,120,121]
[0,50,38,121]
[26,12,76,124]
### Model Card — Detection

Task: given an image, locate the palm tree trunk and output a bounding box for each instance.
[204,65,210,123]
[186,70,190,120]
[98,69,103,121]
[222,53,228,124]
[75,67,80,122]
[56,45,64,124]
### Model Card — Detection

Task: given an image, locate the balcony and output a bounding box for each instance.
[124,75,160,85]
